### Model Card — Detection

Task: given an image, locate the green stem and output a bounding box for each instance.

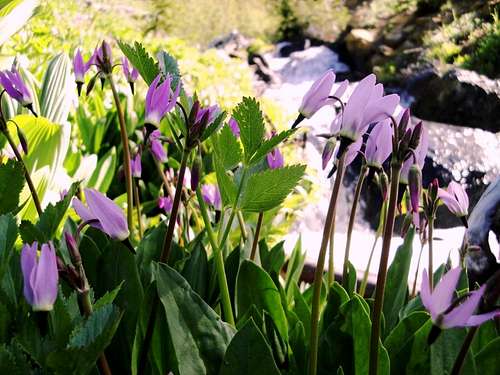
[309,153,346,375]
[428,217,434,290]
[450,327,478,375]
[108,74,134,239]
[368,162,402,375]
[250,212,264,261]
[411,241,425,298]
[359,234,379,297]
[134,180,144,239]
[2,127,43,217]
[237,210,248,243]
[196,186,235,325]
[342,164,368,287]
[327,220,335,286]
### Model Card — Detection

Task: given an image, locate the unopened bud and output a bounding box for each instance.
[401,212,413,237]
[64,232,81,266]
[399,128,412,156]
[86,74,97,96]
[408,164,422,213]
[397,108,410,139]
[322,138,337,170]
[409,121,422,151]
[430,178,439,201]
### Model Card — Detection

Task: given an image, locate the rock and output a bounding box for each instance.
[409,67,500,132]
[345,29,377,71]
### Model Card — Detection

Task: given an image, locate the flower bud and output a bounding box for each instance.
[397,108,410,140]
[430,178,439,201]
[64,232,81,266]
[408,164,422,213]
[409,121,423,151]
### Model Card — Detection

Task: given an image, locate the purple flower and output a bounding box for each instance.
[73,188,129,241]
[195,104,219,125]
[131,152,142,178]
[145,74,180,127]
[438,181,469,217]
[90,41,113,73]
[0,67,33,107]
[322,138,337,170]
[344,137,363,166]
[421,267,500,329]
[21,242,59,311]
[122,57,139,83]
[408,164,422,213]
[202,184,221,210]
[337,74,399,142]
[149,130,167,163]
[267,147,284,169]
[400,123,428,184]
[73,49,87,83]
[299,70,338,118]
[228,117,240,137]
[158,196,173,213]
[365,119,392,168]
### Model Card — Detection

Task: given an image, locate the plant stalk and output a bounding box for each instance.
[342,164,368,287]
[250,212,264,261]
[237,210,248,243]
[309,153,346,375]
[134,181,144,239]
[196,186,235,325]
[411,241,425,298]
[2,127,43,217]
[328,220,335,286]
[359,234,379,297]
[368,162,402,375]
[450,326,477,375]
[428,217,434,290]
[107,74,134,239]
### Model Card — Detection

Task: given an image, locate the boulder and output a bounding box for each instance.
[409,67,500,132]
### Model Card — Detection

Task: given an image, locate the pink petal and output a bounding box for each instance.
[466,311,500,327]
[420,269,435,318]
[443,286,485,328]
[32,243,58,311]
[432,267,462,315]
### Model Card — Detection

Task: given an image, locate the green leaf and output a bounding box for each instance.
[46,304,123,375]
[431,328,475,375]
[249,128,296,165]
[384,311,429,374]
[0,160,24,215]
[321,282,350,333]
[236,260,288,342]
[213,156,237,207]
[154,263,235,375]
[219,319,280,375]
[212,124,242,170]
[232,97,265,163]
[259,240,285,275]
[117,40,159,85]
[240,165,305,212]
[201,111,226,143]
[383,227,415,334]
[39,53,73,124]
[0,0,39,45]
[181,239,209,300]
[136,224,167,285]
[292,284,311,341]
[86,146,117,193]
[285,237,306,303]
[475,336,500,375]
[471,320,498,355]
[345,261,357,296]
[406,319,432,374]
[157,50,181,86]
[93,281,123,311]
[0,214,18,281]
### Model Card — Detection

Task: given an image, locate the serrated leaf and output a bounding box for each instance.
[18,220,44,243]
[93,281,123,311]
[212,123,242,170]
[240,165,305,212]
[157,50,180,86]
[250,128,296,165]
[232,97,265,163]
[213,156,237,207]
[0,160,24,214]
[117,40,159,85]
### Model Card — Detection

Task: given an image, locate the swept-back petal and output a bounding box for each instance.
[442,286,485,328]
[21,242,37,306]
[432,266,462,315]
[420,269,435,317]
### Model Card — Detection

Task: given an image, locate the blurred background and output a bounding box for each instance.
[1,0,499,279]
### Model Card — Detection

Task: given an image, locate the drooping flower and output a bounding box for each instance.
[438,181,469,218]
[90,40,113,73]
[73,188,129,241]
[73,49,86,84]
[122,57,139,94]
[21,242,59,311]
[337,74,399,143]
[149,130,167,163]
[158,196,173,213]
[144,74,180,127]
[202,184,221,210]
[365,119,392,169]
[421,267,499,329]
[0,67,33,108]
[400,122,428,184]
[228,117,240,137]
[344,137,363,166]
[322,138,337,170]
[267,147,284,169]
[131,152,142,178]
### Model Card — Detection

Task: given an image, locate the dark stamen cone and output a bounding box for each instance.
[291,113,305,129]
[327,163,338,178]
[76,82,83,97]
[25,103,38,117]
[129,82,135,95]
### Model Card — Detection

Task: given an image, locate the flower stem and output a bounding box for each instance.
[342,164,368,287]
[328,221,335,286]
[309,153,346,375]
[368,162,402,375]
[450,326,478,375]
[2,127,42,216]
[411,241,425,298]
[359,234,379,297]
[250,212,264,261]
[196,186,235,325]
[237,210,248,243]
[107,74,134,239]
[133,180,143,239]
[428,217,434,290]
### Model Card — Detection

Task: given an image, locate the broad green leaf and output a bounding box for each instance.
[181,239,209,300]
[250,128,296,165]
[240,165,306,212]
[39,53,73,124]
[383,227,415,334]
[259,240,285,275]
[154,263,235,375]
[431,328,475,375]
[236,260,288,342]
[321,282,350,333]
[0,0,39,45]
[213,156,237,207]
[93,281,123,311]
[212,124,242,170]
[346,261,357,296]
[474,336,500,375]
[0,160,24,214]
[86,146,117,193]
[384,311,429,375]
[471,320,498,355]
[118,40,159,85]
[135,224,167,285]
[157,50,181,86]
[292,284,311,341]
[232,97,265,163]
[0,214,17,280]
[46,304,123,375]
[220,319,280,375]
[406,319,432,373]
